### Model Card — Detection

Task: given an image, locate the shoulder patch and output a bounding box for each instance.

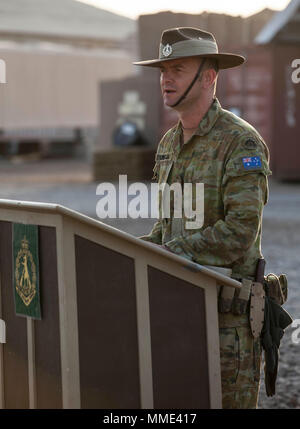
[243,139,258,150]
[242,156,262,170]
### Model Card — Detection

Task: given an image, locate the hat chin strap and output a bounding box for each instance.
[170,58,206,108]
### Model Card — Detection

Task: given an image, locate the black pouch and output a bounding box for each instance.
[261,295,293,396]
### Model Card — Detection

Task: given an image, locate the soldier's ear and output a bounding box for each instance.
[200,69,217,89]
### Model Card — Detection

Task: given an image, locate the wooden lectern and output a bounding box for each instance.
[0,199,241,409]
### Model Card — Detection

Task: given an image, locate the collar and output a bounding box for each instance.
[177,97,222,139]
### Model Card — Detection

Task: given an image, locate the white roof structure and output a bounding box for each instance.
[0,0,136,41]
[255,0,300,44]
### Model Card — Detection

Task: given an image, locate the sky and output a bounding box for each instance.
[76,0,291,19]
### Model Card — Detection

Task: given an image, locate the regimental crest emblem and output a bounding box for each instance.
[162,43,172,57]
[15,236,37,307]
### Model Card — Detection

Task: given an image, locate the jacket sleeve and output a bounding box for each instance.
[164,135,272,265]
[139,148,163,244]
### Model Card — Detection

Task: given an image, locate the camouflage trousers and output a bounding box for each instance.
[218,312,262,409]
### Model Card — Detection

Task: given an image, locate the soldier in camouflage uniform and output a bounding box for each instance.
[134,27,271,409]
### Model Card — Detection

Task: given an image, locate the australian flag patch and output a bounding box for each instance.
[242,156,262,170]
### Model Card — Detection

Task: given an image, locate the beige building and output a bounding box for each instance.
[0,0,137,154]
[0,0,136,49]
[0,42,134,130]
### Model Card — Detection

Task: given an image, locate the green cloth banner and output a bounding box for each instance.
[13,223,41,319]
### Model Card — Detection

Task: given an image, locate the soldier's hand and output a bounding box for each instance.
[157,244,172,252]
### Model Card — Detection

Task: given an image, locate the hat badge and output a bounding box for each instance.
[162,43,172,57]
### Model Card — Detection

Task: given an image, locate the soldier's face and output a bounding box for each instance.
[159,57,203,107]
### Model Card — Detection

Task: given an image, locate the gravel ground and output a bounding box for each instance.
[258,182,300,409]
[0,158,299,409]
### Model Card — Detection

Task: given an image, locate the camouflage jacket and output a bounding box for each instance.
[140,97,272,280]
